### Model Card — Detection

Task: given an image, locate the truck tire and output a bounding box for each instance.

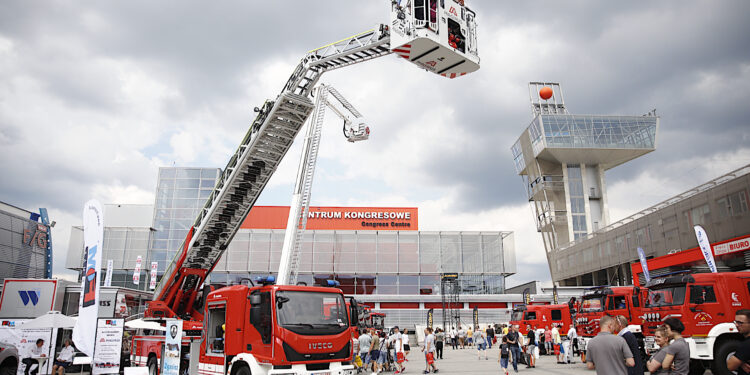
[0,358,18,375]
[713,339,740,375]
[233,364,251,375]
[688,359,706,375]
[147,356,159,375]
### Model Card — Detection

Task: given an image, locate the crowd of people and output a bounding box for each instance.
[353,309,750,375]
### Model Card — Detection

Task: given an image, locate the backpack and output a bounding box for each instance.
[501,344,509,357]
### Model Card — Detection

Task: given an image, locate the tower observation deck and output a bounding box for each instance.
[512,82,658,278]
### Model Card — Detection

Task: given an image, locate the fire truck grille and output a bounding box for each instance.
[282,342,350,362]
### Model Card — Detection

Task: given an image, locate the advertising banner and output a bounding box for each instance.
[73,199,104,357]
[133,256,142,285]
[522,288,531,305]
[472,306,479,328]
[92,318,124,374]
[104,259,113,287]
[636,247,651,282]
[694,225,718,273]
[0,320,53,375]
[427,308,433,329]
[162,320,183,375]
[149,262,158,290]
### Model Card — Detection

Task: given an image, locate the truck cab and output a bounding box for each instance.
[390,0,480,78]
[576,286,646,337]
[642,272,750,375]
[510,304,573,336]
[200,283,355,375]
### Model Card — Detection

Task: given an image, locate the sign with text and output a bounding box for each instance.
[92,319,124,374]
[0,320,52,375]
[241,206,418,231]
[713,235,750,256]
[0,279,57,318]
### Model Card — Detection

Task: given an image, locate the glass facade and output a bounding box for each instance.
[567,164,587,240]
[151,167,220,273]
[208,229,511,295]
[534,114,657,152]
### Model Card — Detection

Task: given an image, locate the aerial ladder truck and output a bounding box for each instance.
[133,1,480,374]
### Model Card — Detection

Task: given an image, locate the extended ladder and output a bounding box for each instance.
[151,26,392,318]
[277,84,369,286]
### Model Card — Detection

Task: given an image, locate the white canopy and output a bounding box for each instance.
[124,319,166,331]
[20,311,76,329]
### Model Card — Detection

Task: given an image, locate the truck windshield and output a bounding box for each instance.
[372,315,384,330]
[580,296,603,313]
[646,286,686,307]
[276,291,349,335]
[511,310,524,321]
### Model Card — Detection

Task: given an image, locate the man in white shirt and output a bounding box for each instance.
[53,339,75,375]
[22,339,46,375]
[391,326,405,374]
[565,325,577,363]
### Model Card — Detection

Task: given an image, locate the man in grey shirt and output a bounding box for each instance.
[586,315,635,375]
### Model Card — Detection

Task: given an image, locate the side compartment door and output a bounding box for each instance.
[203,302,227,373]
[687,283,721,337]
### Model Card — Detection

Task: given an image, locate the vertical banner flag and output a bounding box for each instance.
[553,285,559,305]
[636,247,651,283]
[427,308,433,329]
[162,320,183,375]
[473,306,479,329]
[73,199,104,358]
[104,259,113,287]
[149,262,158,290]
[133,255,142,285]
[522,288,531,305]
[694,225,718,273]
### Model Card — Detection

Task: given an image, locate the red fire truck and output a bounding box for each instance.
[510,303,574,336]
[574,286,648,362]
[641,272,750,375]
[129,2,480,374]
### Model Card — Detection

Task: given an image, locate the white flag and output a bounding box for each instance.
[73,199,104,357]
[104,259,113,287]
[694,225,718,273]
[133,255,142,285]
[149,262,158,290]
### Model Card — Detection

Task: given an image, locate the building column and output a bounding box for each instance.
[561,163,575,243]
[598,164,610,226]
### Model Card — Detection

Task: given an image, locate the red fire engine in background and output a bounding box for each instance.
[510,303,574,336]
[640,271,750,375]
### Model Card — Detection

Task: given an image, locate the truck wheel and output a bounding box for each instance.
[0,358,18,375]
[688,359,706,375]
[713,339,740,375]
[233,364,251,375]
[147,356,158,375]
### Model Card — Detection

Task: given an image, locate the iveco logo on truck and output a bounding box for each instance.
[308,342,333,350]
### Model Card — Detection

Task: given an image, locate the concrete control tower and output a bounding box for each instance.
[512,82,658,277]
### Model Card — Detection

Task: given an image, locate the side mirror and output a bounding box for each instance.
[632,295,640,308]
[250,294,261,305]
[250,306,260,326]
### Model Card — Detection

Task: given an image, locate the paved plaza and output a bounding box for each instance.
[381,346,715,375]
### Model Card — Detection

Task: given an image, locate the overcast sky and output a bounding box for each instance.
[1,1,749,287]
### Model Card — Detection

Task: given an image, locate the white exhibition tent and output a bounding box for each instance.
[20,311,77,329]
[124,319,166,331]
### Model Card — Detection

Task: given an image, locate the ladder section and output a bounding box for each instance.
[278,88,329,285]
[283,25,392,96]
[153,92,314,301]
